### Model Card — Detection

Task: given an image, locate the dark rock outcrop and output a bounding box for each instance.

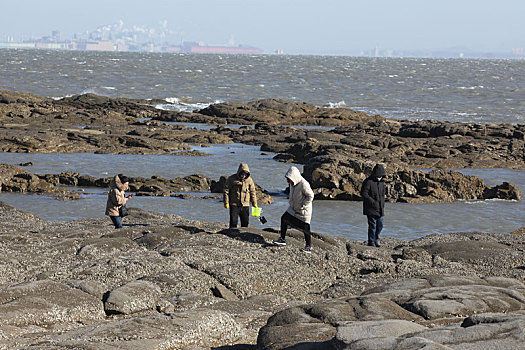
[247,118,525,170]
[4,91,522,170]
[1,165,213,198]
[301,157,521,202]
[0,164,81,199]
[196,99,383,126]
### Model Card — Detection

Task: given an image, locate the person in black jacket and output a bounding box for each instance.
[360,164,386,247]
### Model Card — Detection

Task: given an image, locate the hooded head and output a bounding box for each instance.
[285,166,302,186]
[236,163,251,179]
[371,164,386,179]
[111,174,129,191]
[118,174,129,184]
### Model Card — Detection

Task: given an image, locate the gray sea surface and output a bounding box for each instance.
[0,50,524,240]
[1,49,524,123]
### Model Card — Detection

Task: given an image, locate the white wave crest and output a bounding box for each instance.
[156,97,217,113]
[165,97,179,104]
[323,101,347,108]
[457,85,485,90]
[80,88,99,95]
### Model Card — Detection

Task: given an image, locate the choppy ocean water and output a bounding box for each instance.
[1,49,524,123]
[0,49,524,240]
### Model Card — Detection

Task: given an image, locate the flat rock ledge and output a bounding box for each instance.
[258,276,525,349]
[0,202,523,349]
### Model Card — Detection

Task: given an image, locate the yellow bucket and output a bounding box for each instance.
[251,207,261,217]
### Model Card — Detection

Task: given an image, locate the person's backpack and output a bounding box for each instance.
[119,205,129,217]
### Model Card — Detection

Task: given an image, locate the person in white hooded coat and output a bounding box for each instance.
[273,166,314,253]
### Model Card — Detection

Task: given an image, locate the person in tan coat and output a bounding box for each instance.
[223,163,258,228]
[105,174,131,228]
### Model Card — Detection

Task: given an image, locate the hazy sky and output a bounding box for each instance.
[1,0,523,55]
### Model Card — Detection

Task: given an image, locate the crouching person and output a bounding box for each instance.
[105,174,131,229]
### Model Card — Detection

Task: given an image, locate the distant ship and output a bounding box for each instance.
[165,41,263,54]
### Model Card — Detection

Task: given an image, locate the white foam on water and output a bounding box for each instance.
[80,88,99,95]
[323,101,347,108]
[457,85,485,90]
[165,97,179,104]
[155,97,215,113]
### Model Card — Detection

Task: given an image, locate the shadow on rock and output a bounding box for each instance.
[217,228,268,245]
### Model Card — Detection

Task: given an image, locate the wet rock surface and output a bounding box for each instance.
[1,91,523,170]
[0,202,523,348]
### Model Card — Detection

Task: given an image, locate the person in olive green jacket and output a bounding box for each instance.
[223,163,258,228]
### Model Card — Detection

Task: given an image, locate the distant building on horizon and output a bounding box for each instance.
[0,31,264,55]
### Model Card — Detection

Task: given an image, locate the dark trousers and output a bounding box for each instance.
[110,216,123,229]
[229,206,249,228]
[367,215,383,243]
[280,211,312,247]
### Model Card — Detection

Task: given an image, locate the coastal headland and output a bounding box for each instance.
[0,90,524,348]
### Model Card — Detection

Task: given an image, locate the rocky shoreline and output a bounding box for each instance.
[0,90,524,348]
[0,202,523,349]
[0,90,523,203]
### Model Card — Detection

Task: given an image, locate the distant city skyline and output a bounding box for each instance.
[1,0,524,56]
